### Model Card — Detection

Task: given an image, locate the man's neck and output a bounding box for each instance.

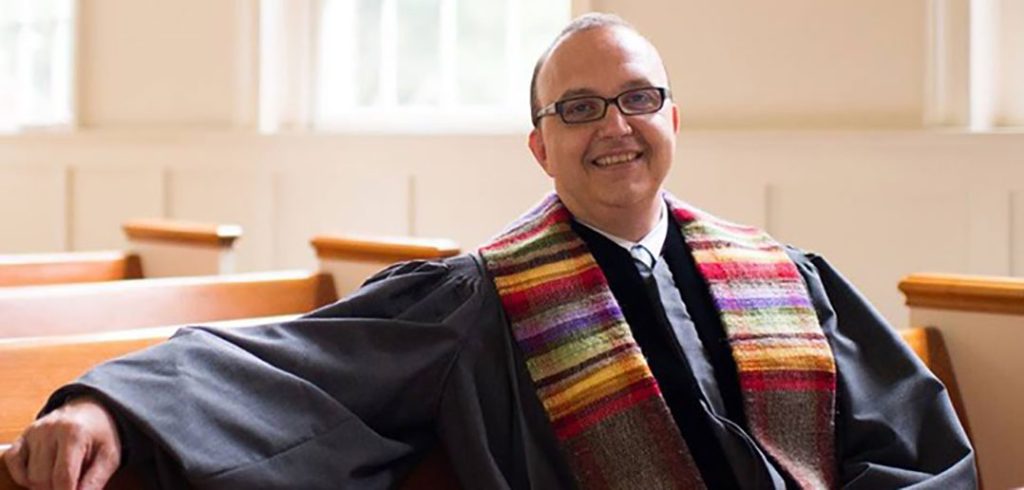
[563,196,663,242]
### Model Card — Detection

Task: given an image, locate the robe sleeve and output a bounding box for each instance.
[41,256,490,490]
[787,248,978,489]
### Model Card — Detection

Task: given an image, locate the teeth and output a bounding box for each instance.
[594,152,639,166]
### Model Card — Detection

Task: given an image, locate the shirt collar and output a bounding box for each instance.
[575,201,668,265]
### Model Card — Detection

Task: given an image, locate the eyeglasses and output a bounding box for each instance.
[534,87,670,125]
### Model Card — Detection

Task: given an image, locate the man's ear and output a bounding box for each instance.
[528,128,554,176]
[672,104,680,133]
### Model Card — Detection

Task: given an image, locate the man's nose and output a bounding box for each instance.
[596,104,633,138]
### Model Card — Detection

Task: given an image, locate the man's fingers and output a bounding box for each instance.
[26,434,57,488]
[2,437,30,487]
[77,444,119,490]
[51,436,85,490]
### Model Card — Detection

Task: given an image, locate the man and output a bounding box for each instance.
[5,13,975,490]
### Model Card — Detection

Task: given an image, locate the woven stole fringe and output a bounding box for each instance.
[479,193,837,490]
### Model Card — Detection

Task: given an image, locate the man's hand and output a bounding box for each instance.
[3,396,121,490]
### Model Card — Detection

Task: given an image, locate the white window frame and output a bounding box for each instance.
[0,0,76,133]
[925,0,1024,130]
[260,0,571,134]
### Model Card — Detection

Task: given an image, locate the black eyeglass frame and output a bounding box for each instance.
[533,86,671,126]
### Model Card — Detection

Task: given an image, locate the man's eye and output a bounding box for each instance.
[564,100,600,116]
[622,92,655,108]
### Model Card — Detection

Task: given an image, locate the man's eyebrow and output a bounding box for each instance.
[556,79,657,100]
[619,79,655,90]
[557,88,599,100]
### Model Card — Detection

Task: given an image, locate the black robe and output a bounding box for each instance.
[45,249,977,489]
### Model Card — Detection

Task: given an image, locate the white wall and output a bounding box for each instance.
[76,0,258,128]
[3,129,1022,329]
[603,0,929,128]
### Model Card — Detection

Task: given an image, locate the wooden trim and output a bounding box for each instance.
[122,219,243,248]
[124,253,144,279]
[899,272,1024,315]
[0,251,140,287]
[899,327,972,437]
[311,234,460,263]
[0,271,337,338]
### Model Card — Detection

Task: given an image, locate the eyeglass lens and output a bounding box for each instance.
[559,88,664,123]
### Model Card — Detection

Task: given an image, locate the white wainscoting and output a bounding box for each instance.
[69,165,164,250]
[1,130,1022,327]
[0,164,68,253]
[1013,190,1024,276]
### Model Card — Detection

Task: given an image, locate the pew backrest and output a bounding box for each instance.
[0,251,142,287]
[0,219,244,288]
[0,271,336,338]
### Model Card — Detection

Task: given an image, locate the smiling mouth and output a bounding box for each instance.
[592,151,644,167]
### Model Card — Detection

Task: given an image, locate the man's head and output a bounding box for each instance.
[527,14,679,234]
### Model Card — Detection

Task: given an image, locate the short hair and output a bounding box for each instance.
[529,13,637,127]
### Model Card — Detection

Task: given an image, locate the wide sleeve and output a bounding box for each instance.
[787,249,978,489]
[42,256,490,490]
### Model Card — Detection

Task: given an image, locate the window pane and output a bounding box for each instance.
[396,0,441,106]
[456,0,505,106]
[0,0,19,24]
[354,0,382,106]
[0,0,73,130]
[518,0,567,96]
[0,23,15,130]
[311,0,569,130]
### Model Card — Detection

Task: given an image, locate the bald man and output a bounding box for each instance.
[6,13,975,490]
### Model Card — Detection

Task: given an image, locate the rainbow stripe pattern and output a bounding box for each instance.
[479,193,837,489]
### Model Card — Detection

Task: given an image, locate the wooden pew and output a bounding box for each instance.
[0,324,969,490]
[897,272,1024,489]
[0,219,242,287]
[0,270,337,338]
[0,316,297,444]
[0,232,464,487]
[897,326,973,440]
[121,219,243,278]
[312,234,460,296]
[0,322,460,489]
[0,232,459,339]
[0,251,143,287]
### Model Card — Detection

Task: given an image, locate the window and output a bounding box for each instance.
[260,0,569,133]
[0,0,74,132]
[925,0,1024,130]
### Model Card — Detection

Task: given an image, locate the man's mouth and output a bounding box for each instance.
[592,151,643,167]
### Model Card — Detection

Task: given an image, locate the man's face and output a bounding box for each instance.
[529,26,679,223]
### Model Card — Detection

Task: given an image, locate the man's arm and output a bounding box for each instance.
[16,257,485,489]
[3,397,120,490]
[791,250,978,488]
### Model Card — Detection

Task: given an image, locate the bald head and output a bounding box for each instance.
[529,13,669,127]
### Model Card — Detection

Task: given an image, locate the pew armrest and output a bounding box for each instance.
[123,219,243,276]
[311,234,460,297]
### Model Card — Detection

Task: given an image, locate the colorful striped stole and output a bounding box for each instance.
[479,193,837,489]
